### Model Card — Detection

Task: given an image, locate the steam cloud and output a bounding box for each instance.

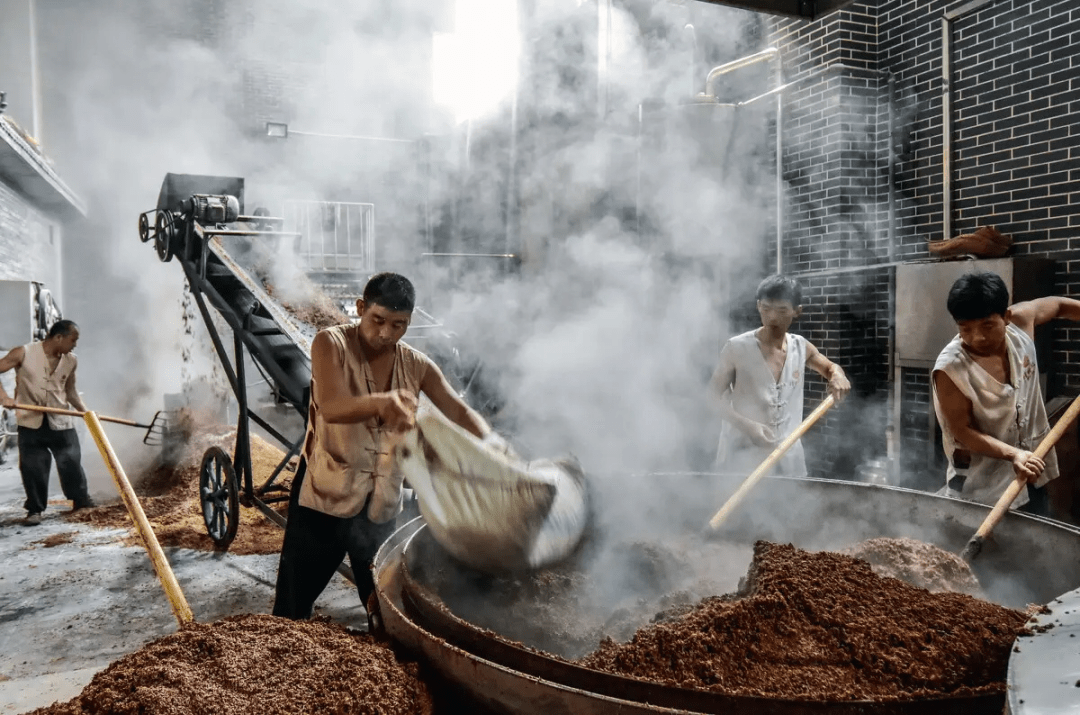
[30,0,866,519]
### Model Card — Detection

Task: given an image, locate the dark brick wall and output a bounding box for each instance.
[767,0,1080,481]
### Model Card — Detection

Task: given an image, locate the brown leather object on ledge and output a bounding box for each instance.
[927,225,1013,258]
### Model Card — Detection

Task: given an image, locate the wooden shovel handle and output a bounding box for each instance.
[961,392,1080,561]
[83,411,193,625]
[12,403,149,428]
[708,394,836,531]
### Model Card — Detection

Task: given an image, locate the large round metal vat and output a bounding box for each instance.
[372,474,1080,714]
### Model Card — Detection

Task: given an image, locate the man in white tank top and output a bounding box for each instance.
[0,320,93,525]
[710,275,850,478]
[933,271,1080,513]
[274,273,496,620]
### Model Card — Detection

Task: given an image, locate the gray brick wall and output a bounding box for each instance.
[0,179,61,290]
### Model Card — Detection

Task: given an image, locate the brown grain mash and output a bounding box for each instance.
[29,614,432,715]
[579,541,1032,701]
[842,536,983,597]
[67,414,292,555]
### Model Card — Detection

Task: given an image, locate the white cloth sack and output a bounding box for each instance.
[398,400,588,572]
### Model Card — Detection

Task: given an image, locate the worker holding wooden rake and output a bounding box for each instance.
[0,319,94,525]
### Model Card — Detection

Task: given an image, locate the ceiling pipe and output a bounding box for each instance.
[693,47,779,104]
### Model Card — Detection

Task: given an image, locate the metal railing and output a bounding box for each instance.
[282,200,375,274]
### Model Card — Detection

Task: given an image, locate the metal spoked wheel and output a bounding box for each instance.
[138,212,152,243]
[199,446,239,550]
[154,211,174,262]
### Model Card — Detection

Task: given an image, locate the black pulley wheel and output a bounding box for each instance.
[138,212,151,243]
[154,211,174,262]
[199,446,239,550]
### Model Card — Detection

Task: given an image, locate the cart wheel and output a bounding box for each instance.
[154,211,174,262]
[138,212,151,243]
[199,446,239,550]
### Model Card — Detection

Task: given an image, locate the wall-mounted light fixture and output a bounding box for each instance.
[263,121,414,145]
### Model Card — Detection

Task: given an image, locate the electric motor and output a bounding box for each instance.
[186,194,240,224]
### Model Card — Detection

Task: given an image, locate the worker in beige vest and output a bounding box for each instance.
[0,320,94,525]
[274,272,493,619]
[933,271,1080,514]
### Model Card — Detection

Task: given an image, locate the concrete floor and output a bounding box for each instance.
[0,458,367,714]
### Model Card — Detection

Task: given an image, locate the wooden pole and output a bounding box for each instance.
[83,411,193,626]
[707,394,836,531]
[15,403,150,428]
[961,392,1080,562]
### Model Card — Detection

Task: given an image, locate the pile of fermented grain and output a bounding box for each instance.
[68,410,292,554]
[579,541,1032,701]
[29,614,432,715]
[842,536,983,596]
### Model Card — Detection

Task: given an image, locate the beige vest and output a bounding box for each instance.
[15,341,77,430]
[299,325,431,521]
[932,324,1057,508]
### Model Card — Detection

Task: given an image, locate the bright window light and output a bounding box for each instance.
[433,0,520,124]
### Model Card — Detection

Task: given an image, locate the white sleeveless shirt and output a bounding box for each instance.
[932,323,1057,508]
[715,330,808,477]
[15,341,78,430]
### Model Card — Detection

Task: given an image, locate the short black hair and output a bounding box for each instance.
[47,319,78,339]
[756,274,802,307]
[362,272,415,313]
[946,272,1010,321]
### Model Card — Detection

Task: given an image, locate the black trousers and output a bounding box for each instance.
[19,421,91,515]
[273,459,396,619]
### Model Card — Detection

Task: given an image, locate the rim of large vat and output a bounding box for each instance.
[380,515,1008,713]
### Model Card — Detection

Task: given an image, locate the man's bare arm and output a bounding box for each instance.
[0,347,25,408]
[933,370,1044,481]
[65,367,87,412]
[805,342,851,401]
[309,332,414,429]
[421,362,489,439]
[65,369,88,412]
[1008,297,1080,339]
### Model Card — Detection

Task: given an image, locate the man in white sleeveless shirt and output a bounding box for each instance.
[0,320,93,525]
[933,271,1080,513]
[274,273,494,620]
[710,275,850,478]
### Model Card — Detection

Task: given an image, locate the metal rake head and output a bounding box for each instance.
[142,410,169,446]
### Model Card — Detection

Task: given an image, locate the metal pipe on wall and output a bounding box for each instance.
[941,0,999,242]
[887,70,900,472]
[700,47,778,100]
[941,17,953,243]
[775,53,783,274]
[684,24,697,99]
[505,62,520,262]
[28,0,42,142]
